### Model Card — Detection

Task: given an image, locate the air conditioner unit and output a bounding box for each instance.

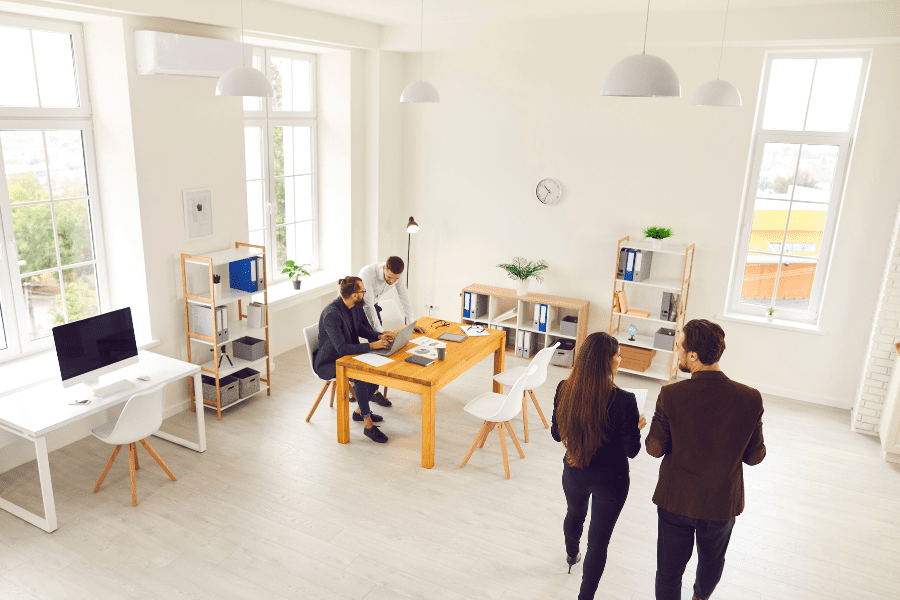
[135,31,253,77]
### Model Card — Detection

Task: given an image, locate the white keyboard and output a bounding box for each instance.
[92,379,136,398]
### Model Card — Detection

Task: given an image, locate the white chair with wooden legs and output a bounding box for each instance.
[492,342,559,442]
[461,364,537,479]
[305,322,357,421]
[91,383,177,507]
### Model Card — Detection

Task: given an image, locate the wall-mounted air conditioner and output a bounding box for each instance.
[135,31,253,77]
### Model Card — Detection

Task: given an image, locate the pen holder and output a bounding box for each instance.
[436,347,446,361]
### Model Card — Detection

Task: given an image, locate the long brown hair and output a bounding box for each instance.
[556,332,619,468]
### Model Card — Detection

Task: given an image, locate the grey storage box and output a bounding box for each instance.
[550,339,576,367]
[231,367,261,398]
[232,336,266,361]
[560,316,578,337]
[201,374,239,407]
[190,303,228,343]
[654,327,676,351]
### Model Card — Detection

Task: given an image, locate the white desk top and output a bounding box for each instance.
[0,351,199,438]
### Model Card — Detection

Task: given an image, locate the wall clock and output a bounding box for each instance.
[536,178,562,205]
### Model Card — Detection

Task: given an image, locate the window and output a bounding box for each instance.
[728,52,869,323]
[243,48,317,282]
[0,14,104,361]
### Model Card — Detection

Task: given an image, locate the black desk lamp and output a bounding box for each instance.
[406,216,419,287]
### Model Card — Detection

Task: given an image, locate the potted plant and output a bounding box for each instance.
[212,274,222,298]
[497,257,549,297]
[643,226,673,250]
[282,260,311,290]
[767,307,775,322]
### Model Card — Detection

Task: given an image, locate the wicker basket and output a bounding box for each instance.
[201,375,240,407]
[232,336,266,362]
[231,367,261,398]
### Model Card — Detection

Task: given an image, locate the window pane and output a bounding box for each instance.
[54,199,94,265]
[292,59,311,112]
[761,59,815,131]
[246,180,265,231]
[748,199,789,253]
[756,143,800,200]
[22,270,60,340]
[275,177,287,225]
[32,30,78,108]
[61,265,99,324]
[285,175,313,223]
[275,221,313,272]
[45,130,87,198]
[1,130,51,202]
[276,126,310,177]
[784,202,827,259]
[0,27,39,107]
[774,257,817,312]
[271,56,293,112]
[792,145,839,203]
[291,126,311,174]
[243,55,262,111]
[740,253,777,308]
[805,58,863,132]
[11,203,57,273]
[273,126,285,176]
[244,126,263,180]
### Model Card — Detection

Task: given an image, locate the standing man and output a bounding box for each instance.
[645,319,766,600]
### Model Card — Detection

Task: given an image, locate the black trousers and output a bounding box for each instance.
[562,466,630,600]
[655,506,735,600]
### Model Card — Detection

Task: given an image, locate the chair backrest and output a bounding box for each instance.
[523,342,561,390]
[104,383,167,445]
[491,363,540,423]
[303,323,322,377]
[378,299,405,331]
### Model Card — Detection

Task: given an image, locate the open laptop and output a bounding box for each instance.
[370,323,416,356]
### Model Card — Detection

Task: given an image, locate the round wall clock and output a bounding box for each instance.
[536,178,562,205]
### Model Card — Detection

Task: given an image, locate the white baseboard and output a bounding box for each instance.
[750,381,851,410]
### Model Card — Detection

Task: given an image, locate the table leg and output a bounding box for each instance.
[493,340,505,394]
[336,366,350,444]
[422,386,436,469]
[35,436,57,532]
[151,375,207,452]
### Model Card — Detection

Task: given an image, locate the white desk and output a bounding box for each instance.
[0,351,204,532]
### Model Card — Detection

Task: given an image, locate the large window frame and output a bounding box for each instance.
[727,50,870,325]
[0,14,107,362]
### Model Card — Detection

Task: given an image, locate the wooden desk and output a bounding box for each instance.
[335,318,506,468]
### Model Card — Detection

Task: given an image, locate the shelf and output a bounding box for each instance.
[202,385,269,411]
[188,287,266,305]
[189,321,267,346]
[618,363,672,381]
[621,277,684,290]
[613,332,673,353]
[612,311,677,325]
[184,247,263,267]
[199,354,268,377]
[546,328,577,340]
[621,240,691,256]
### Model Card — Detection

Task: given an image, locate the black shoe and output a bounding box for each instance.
[566,552,581,574]
[364,425,389,443]
[370,391,392,407]
[353,412,383,423]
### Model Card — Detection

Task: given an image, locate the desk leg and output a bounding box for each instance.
[493,340,505,394]
[0,435,57,532]
[422,386,436,469]
[151,375,207,453]
[336,366,350,444]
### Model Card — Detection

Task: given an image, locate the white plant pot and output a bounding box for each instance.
[766,314,774,322]
[213,282,222,298]
[651,239,662,250]
[516,279,530,297]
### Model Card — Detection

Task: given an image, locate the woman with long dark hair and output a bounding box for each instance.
[551,332,646,600]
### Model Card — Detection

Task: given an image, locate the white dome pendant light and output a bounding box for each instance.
[600,0,680,98]
[216,0,274,98]
[400,0,440,102]
[691,0,741,107]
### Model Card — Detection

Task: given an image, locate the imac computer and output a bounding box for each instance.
[52,307,139,395]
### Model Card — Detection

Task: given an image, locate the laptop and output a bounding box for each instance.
[370,323,416,356]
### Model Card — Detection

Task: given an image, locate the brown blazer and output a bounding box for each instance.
[645,371,765,521]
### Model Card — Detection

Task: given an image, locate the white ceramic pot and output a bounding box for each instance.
[213,282,222,298]
[651,239,662,250]
[766,314,774,322]
[516,279,530,297]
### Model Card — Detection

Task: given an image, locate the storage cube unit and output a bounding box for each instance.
[232,336,266,362]
[202,374,240,407]
[231,367,261,398]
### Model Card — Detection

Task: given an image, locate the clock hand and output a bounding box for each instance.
[542,185,551,195]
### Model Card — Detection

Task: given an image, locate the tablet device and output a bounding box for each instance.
[405,355,434,366]
[438,333,467,343]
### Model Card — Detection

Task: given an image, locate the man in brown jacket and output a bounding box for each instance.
[645,319,765,600]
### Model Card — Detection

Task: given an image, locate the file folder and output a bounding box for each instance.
[538,304,548,333]
[624,249,636,281]
[515,329,524,357]
[254,256,265,289]
[229,258,258,293]
[533,304,540,329]
[617,248,628,279]
[463,292,472,319]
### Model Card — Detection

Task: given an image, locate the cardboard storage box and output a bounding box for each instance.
[619,345,657,372]
[201,374,239,406]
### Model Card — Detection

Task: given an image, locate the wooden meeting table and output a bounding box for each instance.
[335,317,506,468]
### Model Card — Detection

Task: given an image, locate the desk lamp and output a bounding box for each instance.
[406,216,419,287]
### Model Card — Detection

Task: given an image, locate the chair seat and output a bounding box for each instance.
[492,366,530,388]
[91,418,117,442]
[464,392,508,421]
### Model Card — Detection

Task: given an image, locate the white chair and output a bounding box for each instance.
[91,383,177,506]
[305,322,357,421]
[461,364,538,479]
[492,342,560,442]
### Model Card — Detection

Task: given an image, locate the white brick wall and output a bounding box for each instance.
[853,200,900,436]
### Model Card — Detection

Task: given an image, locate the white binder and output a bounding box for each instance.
[515,330,524,357]
[523,331,533,358]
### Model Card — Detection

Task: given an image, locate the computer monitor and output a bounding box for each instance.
[52,307,139,388]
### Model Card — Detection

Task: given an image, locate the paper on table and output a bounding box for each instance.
[353,353,394,367]
[409,337,446,349]
[460,325,489,337]
[407,346,439,359]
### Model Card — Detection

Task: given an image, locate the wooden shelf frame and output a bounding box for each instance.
[181,242,272,420]
[609,236,695,383]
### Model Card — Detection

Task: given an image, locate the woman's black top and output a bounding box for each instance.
[550,380,641,474]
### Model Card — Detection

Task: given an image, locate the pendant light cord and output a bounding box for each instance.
[642,0,651,54]
[419,0,424,81]
[716,0,731,80]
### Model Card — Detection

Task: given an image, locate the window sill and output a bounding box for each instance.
[716,313,824,335]
[265,270,339,310]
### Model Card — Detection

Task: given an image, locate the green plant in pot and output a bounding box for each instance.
[497,257,548,297]
[282,260,311,290]
[643,226,673,250]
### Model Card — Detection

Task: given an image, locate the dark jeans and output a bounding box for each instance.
[656,506,735,600]
[350,379,378,420]
[562,466,630,600]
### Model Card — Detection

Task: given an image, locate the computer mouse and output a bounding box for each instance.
[137,375,151,381]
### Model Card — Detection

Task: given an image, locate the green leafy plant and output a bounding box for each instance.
[643,226,673,240]
[281,260,311,281]
[768,307,775,316]
[497,257,549,282]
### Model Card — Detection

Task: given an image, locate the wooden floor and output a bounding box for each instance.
[1,348,899,600]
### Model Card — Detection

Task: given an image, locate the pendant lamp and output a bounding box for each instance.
[216,0,274,98]
[401,0,440,102]
[691,0,741,107]
[600,0,680,98]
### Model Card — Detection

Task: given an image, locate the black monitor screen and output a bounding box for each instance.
[52,307,138,382]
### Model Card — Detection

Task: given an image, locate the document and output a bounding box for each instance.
[353,354,394,367]
[409,337,446,348]
[460,325,489,337]
[619,387,649,407]
[407,346,439,359]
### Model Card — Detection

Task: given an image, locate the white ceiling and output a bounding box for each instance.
[269,0,880,25]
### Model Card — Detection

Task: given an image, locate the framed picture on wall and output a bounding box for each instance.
[183,188,213,240]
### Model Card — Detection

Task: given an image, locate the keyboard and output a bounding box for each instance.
[92,379,136,398]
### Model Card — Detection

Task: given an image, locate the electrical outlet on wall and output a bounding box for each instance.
[424,303,439,312]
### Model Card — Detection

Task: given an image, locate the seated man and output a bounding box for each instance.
[313,276,394,443]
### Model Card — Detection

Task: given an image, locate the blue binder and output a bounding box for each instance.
[230,258,258,293]
[463,292,472,319]
[624,250,636,281]
[538,304,548,332]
